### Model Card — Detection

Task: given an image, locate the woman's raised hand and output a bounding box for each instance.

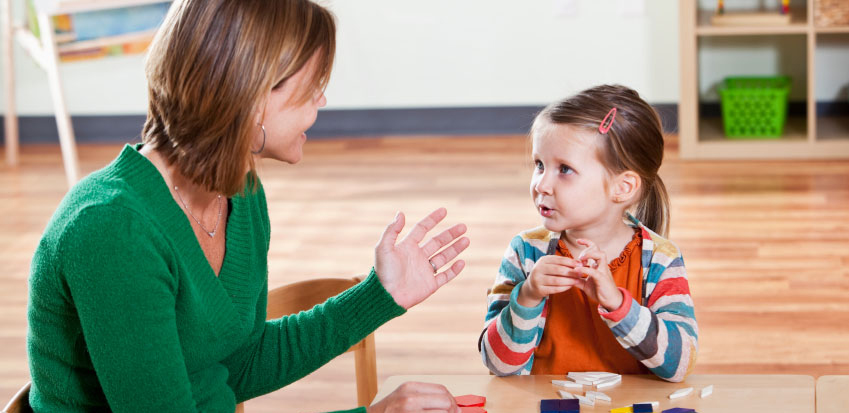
[374,208,469,309]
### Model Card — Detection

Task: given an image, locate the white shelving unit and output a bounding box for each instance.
[679,0,849,160]
[2,0,166,187]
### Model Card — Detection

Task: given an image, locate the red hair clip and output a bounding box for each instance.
[599,107,617,134]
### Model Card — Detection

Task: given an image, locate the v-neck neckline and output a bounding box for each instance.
[119,144,256,332]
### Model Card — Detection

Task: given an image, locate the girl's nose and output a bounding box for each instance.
[534,173,553,195]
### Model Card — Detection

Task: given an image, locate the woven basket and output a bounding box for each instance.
[815,0,849,27]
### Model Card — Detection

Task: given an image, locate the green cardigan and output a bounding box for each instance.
[27,144,405,412]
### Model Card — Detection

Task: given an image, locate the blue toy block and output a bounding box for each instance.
[541,397,581,413]
[540,399,560,411]
[633,403,654,413]
[560,399,580,410]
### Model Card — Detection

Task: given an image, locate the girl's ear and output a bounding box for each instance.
[611,170,641,204]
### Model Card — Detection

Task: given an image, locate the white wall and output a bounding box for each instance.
[1,0,682,115]
[4,0,845,116]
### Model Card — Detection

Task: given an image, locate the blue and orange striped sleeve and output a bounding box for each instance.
[599,230,698,382]
[479,234,549,375]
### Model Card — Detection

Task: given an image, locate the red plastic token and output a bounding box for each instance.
[455,394,486,407]
[459,407,487,413]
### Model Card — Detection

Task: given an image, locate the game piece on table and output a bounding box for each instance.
[610,407,634,413]
[560,399,580,410]
[632,403,654,413]
[576,394,595,406]
[553,379,584,389]
[586,390,611,402]
[668,387,694,399]
[455,395,486,407]
[460,407,487,413]
[540,399,561,412]
[558,389,576,399]
[700,384,713,398]
[661,408,696,413]
[634,401,659,410]
[596,375,622,389]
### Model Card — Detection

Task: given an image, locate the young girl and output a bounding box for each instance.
[479,85,697,382]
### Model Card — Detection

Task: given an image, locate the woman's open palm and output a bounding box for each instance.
[374,208,469,309]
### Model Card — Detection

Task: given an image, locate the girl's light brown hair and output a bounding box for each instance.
[532,85,670,237]
[143,0,335,196]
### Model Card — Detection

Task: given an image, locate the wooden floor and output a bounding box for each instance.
[1,135,848,412]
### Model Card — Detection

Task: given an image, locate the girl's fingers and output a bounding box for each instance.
[540,255,581,268]
[569,266,597,279]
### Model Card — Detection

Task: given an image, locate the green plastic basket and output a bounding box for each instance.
[718,76,791,139]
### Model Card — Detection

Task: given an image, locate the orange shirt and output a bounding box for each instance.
[530,230,650,374]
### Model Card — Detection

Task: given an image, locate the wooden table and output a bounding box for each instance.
[816,376,849,413]
[376,375,815,413]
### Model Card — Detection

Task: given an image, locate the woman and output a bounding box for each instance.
[26,0,469,412]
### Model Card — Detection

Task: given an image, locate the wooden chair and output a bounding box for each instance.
[2,382,31,413]
[235,276,378,413]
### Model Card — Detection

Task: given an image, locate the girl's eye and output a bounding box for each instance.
[559,165,574,175]
[534,160,544,171]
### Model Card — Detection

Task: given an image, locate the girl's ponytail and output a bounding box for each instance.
[635,176,670,238]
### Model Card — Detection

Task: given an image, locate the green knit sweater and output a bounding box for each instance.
[27,144,405,412]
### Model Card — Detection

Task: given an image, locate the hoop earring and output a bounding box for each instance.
[252,124,266,154]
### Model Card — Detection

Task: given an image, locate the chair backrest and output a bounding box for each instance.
[235,276,377,413]
[2,382,31,413]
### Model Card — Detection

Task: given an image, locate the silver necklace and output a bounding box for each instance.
[174,185,222,238]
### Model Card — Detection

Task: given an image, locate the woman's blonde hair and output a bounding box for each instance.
[532,85,670,237]
[143,0,335,196]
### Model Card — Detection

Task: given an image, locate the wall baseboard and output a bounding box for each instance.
[1,102,846,145]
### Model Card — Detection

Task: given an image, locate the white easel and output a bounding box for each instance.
[2,0,165,188]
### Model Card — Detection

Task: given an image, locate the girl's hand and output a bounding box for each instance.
[517,255,583,307]
[571,239,624,311]
[367,382,460,413]
[374,208,470,310]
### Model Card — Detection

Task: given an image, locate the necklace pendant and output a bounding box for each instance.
[207,230,216,238]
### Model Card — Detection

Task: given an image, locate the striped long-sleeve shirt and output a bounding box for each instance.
[478,215,698,382]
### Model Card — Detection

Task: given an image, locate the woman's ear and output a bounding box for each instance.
[611,170,641,204]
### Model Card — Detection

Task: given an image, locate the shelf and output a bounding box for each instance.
[698,116,808,143]
[56,29,155,53]
[817,116,849,141]
[34,0,169,15]
[690,117,849,159]
[696,9,808,36]
[815,26,849,34]
[680,1,849,160]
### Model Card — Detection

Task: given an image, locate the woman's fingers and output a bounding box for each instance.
[376,212,405,253]
[421,223,468,257]
[434,259,466,288]
[403,207,447,244]
[398,382,458,411]
[426,236,470,270]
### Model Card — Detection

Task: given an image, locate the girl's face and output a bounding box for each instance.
[254,54,327,164]
[530,122,617,233]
